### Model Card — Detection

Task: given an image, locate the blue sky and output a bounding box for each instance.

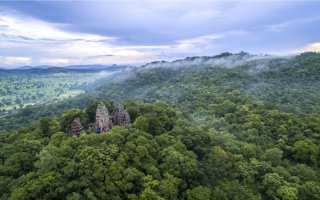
[0,0,320,67]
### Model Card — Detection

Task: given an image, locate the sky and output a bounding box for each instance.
[0,0,320,68]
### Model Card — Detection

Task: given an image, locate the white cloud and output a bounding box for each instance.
[39,58,70,65]
[1,56,32,65]
[0,9,249,67]
[0,10,229,66]
[0,11,172,66]
[290,42,320,53]
[0,12,112,43]
[171,34,224,54]
[177,34,224,46]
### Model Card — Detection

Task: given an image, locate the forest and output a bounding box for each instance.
[0,52,320,200]
[0,67,121,114]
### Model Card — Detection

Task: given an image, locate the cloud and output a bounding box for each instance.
[1,56,32,65]
[86,54,114,58]
[1,1,320,67]
[177,34,224,46]
[0,12,113,43]
[39,58,70,65]
[290,42,320,53]
[0,10,228,66]
[264,16,320,32]
[0,11,154,66]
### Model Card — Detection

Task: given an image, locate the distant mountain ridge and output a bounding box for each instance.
[2,64,132,71]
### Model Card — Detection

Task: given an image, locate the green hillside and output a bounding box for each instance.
[1,52,320,199]
[94,52,320,114]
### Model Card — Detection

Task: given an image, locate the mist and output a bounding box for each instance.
[139,52,292,73]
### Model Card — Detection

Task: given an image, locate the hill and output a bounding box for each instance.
[0,52,319,199]
[95,52,320,114]
[3,64,132,72]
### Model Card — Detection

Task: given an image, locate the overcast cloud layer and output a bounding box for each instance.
[0,0,320,67]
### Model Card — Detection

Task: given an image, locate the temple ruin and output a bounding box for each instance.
[69,117,85,136]
[94,101,113,133]
[114,104,131,127]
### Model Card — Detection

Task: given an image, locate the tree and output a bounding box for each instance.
[59,109,85,133]
[262,173,284,199]
[39,117,58,137]
[85,101,99,123]
[160,143,198,179]
[35,144,61,172]
[201,146,231,184]
[186,186,212,200]
[299,181,320,200]
[213,180,261,200]
[134,116,150,132]
[276,186,298,200]
[140,176,164,200]
[241,144,257,159]
[265,148,283,166]
[158,173,181,199]
[262,173,298,200]
[15,97,22,104]
[124,100,141,122]
[292,140,319,166]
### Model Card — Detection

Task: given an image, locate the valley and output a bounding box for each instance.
[0,67,126,114]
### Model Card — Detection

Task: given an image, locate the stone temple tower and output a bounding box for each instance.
[95,101,113,133]
[114,104,131,127]
[69,117,85,136]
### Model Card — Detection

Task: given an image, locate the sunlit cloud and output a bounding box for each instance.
[39,58,70,65]
[176,34,224,46]
[1,56,32,65]
[290,42,320,53]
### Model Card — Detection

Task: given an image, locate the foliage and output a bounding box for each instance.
[1,52,320,199]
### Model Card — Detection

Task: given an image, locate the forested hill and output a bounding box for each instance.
[95,52,320,114]
[0,65,130,75]
[1,52,320,199]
